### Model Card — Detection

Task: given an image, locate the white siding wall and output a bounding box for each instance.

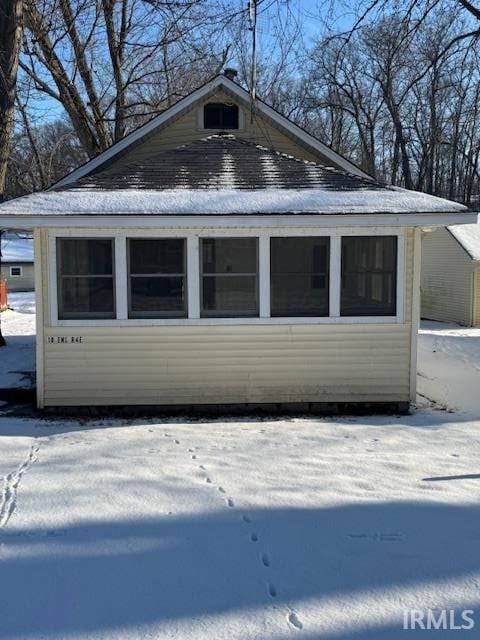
[421,228,474,326]
[38,228,415,407]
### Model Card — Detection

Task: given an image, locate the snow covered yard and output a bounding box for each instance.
[418,321,480,416]
[1,412,480,639]
[2,303,480,637]
[0,291,36,389]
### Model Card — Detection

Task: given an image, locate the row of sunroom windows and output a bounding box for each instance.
[56,236,397,320]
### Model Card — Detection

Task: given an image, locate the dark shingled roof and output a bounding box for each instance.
[64,134,383,192]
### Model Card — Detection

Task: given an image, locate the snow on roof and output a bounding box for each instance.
[0,187,470,217]
[1,233,34,262]
[69,134,380,192]
[449,219,480,260]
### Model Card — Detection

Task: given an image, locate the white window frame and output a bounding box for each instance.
[10,265,23,277]
[47,228,406,327]
[199,237,259,318]
[127,237,188,319]
[54,236,117,320]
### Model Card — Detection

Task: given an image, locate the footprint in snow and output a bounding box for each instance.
[199,465,205,470]
[268,583,277,598]
[227,498,235,508]
[174,440,180,445]
[242,515,251,523]
[191,455,197,460]
[288,612,303,630]
[217,486,226,494]
[261,553,270,567]
[348,532,406,542]
[250,532,258,542]
[374,532,406,542]
[205,477,212,484]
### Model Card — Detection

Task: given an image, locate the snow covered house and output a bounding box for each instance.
[0,73,475,409]
[422,221,480,326]
[0,231,34,292]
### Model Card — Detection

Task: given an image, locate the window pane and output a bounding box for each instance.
[58,238,113,275]
[130,277,185,317]
[59,277,115,319]
[204,103,239,129]
[57,238,115,319]
[271,237,330,316]
[341,236,397,316]
[129,239,184,274]
[127,238,186,318]
[202,238,257,274]
[202,276,257,316]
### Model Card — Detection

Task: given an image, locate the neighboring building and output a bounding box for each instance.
[0,73,475,409]
[0,232,35,292]
[422,221,480,326]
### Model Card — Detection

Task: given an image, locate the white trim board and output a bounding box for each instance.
[34,230,45,408]
[409,228,422,402]
[0,212,475,230]
[51,75,372,189]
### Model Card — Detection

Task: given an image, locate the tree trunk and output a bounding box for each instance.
[0,0,23,201]
[0,228,6,347]
[24,0,102,158]
[0,0,23,347]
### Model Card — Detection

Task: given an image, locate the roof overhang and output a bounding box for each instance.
[0,211,476,230]
[1,259,34,264]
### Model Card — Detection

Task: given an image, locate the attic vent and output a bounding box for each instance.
[204,103,239,130]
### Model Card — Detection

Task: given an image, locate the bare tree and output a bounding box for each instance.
[301,4,480,201]
[0,0,23,346]
[0,0,23,199]
[19,0,240,158]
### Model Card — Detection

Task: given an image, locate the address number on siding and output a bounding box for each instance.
[47,336,83,344]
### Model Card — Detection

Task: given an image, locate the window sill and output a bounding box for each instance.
[51,315,404,328]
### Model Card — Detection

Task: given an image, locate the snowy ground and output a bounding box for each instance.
[418,321,480,416]
[0,292,36,388]
[1,298,480,638]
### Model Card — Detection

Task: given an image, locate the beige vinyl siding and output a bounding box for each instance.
[105,89,329,170]
[39,228,415,407]
[474,266,480,326]
[421,228,474,325]
[0,262,35,291]
[43,324,411,406]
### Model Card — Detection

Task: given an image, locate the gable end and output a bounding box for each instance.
[52,75,372,189]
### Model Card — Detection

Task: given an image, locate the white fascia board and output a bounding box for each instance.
[52,75,372,189]
[0,211,476,230]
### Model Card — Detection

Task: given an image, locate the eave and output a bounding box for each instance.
[0,211,476,230]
